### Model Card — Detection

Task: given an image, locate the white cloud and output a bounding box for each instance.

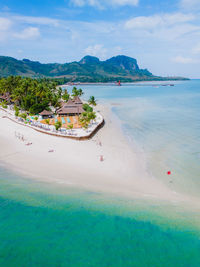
[0,17,12,41]
[172,56,197,64]
[13,15,60,27]
[0,17,12,31]
[70,0,138,8]
[70,0,103,9]
[124,12,200,42]
[108,0,138,6]
[1,11,200,77]
[85,44,107,58]
[14,27,40,40]
[180,0,200,10]
[125,13,195,29]
[71,0,85,6]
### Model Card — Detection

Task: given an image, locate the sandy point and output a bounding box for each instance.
[0,104,200,208]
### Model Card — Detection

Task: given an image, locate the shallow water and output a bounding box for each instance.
[1,80,200,266]
[81,80,200,196]
[0,167,200,266]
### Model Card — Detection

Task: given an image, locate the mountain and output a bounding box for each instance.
[0,55,188,82]
[105,55,139,71]
[79,55,100,65]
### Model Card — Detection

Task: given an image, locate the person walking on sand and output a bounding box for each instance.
[100,155,104,162]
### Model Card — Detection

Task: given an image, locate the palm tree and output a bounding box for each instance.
[88,112,96,124]
[78,89,84,96]
[62,89,69,101]
[79,112,89,129]
[72,87,84,97]
[72,87,78,97]
[88,96,97,106]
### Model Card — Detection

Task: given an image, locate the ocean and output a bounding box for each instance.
[1,80,200,266]
[82,80,200,197]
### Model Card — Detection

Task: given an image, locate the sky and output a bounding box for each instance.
[0,0,200,78]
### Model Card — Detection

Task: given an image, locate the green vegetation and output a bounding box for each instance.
[88,112,96,122]
[45,119,50,125]
[67,124,73,131]
[54,121,62,131]
[83,103,93,112]
[20,113,27,120]
[0,55,189,82]
[88,96,97,106]
[72,87,84,97]
[14,105,19,117]
[1,102,7,109]
[0,75,98,131]
[79,111,96,129]
[0,76,59,114]
[62,89,70,101]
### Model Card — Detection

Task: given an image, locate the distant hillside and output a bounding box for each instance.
[0,55,188,82]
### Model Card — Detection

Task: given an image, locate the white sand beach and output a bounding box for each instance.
[0,105,199,206]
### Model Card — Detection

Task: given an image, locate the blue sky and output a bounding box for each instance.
[0,0,200,78]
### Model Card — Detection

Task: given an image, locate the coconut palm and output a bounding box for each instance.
[88,96,97,106]
[72,87,84,97]
[78,89,84,96]
[88,112,96,124]
[79,112,89,129]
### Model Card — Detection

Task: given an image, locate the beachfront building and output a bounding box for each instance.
[39,110,54,119]
[57,97,84,116]
[73,95,83,106]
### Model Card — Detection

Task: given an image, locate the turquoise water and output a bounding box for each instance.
[1,167,200,266]
[1,80,200,266]
[81,80,200,196]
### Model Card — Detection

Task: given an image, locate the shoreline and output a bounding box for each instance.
[62,80,189,87]
[0,103,200,209]
[0,107,104,141]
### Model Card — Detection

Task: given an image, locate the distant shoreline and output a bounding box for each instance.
[61,80,189,87]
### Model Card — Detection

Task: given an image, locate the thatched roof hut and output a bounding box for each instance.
[39,110,53,118]
[73,96,83,105]
[57,98,84,116]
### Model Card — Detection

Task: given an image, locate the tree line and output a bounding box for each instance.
[0,76,61,114]
[0,76,97,129]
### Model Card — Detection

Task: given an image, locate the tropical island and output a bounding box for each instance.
[0,76,103,139]
[0,55,189,83]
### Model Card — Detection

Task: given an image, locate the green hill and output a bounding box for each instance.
[0,55,188,82]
